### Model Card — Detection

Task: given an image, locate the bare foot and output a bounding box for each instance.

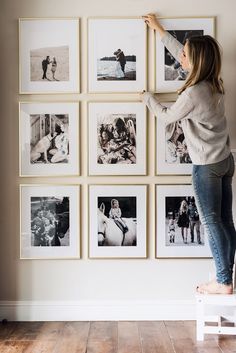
[196,279,233,294]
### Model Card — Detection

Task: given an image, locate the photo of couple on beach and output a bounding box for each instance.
[88,18,146,92]
[30,47,69,82]
[97,48,136,81]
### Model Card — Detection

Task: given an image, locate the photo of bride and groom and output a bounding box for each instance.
[97,48,136,81]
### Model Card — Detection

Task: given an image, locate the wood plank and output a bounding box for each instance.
[52,322,90,353]
[35,321,65,341]
[0,322,17,341]
[86,321,117,353]
[6,322,44,341]
[165,321,223,353]
[118,321,141,353]
[0,340,32,353]
[23,339,58,353]
[138,321,175,353]
[1,320,236,353]
[217,334,236,353]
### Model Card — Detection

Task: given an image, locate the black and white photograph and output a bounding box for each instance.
[97,196,137,246]
[20,102,80,176]
[97,113,136,165]
[31,47,69,82]
[156,185,211,258]
[89,102,146,175]
[97,49,136,81]
[88,18,146,92]
[31,196,70,247]
[156,103,192,175]
[165,121,191,164]
[30,113,69,165]
[155,17,215,92]
[20,185,80,259]
[165,196,204,246]
[164,30,203,81]
[89,185,147,258]
[19,18,79,93]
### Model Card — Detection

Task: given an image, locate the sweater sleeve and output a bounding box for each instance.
[161,31,184,63]
[143,92,194,125]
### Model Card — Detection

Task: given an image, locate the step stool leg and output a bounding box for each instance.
[196,298,205,341]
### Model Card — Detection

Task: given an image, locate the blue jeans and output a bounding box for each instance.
[192,153,236,284]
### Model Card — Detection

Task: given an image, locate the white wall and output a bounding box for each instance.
[0,0,236,320]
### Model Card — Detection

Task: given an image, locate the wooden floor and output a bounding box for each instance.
[0,321,236,353]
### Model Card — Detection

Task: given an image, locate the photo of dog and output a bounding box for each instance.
[30,113,69,164]
[30,132,57,163]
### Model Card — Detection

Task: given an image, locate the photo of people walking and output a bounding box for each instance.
[165,196,204,247]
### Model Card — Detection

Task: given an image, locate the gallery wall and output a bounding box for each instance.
[0,0,236,320]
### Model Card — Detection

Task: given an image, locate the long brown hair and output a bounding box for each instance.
[178,35,224,95]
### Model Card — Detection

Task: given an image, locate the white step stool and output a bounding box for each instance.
[196,267,236,340]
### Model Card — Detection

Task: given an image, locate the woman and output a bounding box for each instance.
[177,200,190,244]
[51,57,57,80]
[49,125,69,163]
[166,121,191,164]
[142,14,236,294]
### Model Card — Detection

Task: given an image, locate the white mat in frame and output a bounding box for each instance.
[88,17,147,93]
[20,184,80,259]
[156,184,211,258]
[88,101,147,175]
[19,18,80,94]
[155,17,215,93]
[156,102,192,175]
[19,102,80,177]
[89,184,147,258]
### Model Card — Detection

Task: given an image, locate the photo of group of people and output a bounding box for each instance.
[97,114,136,165]
[30,113,69,164]
[156,185,210,258]
[165,196,204,246]
[31,196,70,247]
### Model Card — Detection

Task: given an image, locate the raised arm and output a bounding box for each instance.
[142,13,166,38]
[142,13,183,63]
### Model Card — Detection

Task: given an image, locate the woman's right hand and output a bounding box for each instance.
[142,13,165,38]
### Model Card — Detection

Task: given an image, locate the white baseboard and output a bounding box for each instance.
[0,300,196,321]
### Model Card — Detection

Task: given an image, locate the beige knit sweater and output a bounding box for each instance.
[143,31,230,165]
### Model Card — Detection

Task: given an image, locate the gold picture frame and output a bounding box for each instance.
[154,16,216,93]
[19,101,80,177]
[87,101,147,176]
[19,17,80,94]
[155,184,212,259]
[155,101,192,175]
[20,184,81,259]
[87,16,147,93]
[88,184,148,259]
